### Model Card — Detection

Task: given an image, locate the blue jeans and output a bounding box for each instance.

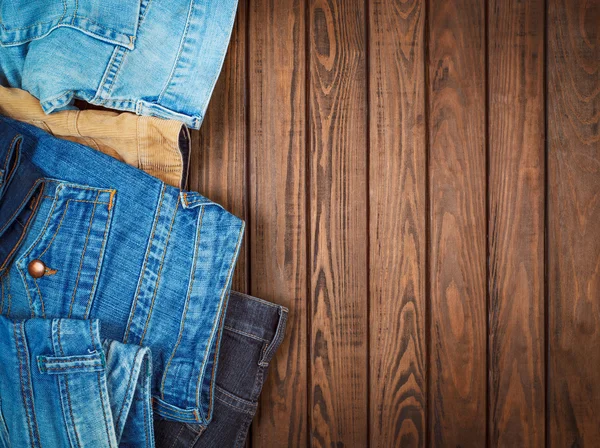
[0,316,153,447]
[0,115,245,424]
[0,0,238,129]
[154,291,288,448]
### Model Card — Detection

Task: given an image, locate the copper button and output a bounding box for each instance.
[27,259,46,278]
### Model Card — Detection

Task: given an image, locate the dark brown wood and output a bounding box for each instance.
[488,0,546,446]
[308,0,369,446]
[248,1,308,447]
[368,0,427,446]
[193,4,248,293]
[427,0,487,445]
[548,0,600,446]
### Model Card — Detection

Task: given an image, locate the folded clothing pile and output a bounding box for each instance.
[0,2,287,447]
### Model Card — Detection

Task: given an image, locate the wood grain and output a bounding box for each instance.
[308,0,369,446]
[368,0,427,446]
[427,0,487,445]
[487,0,546,446]
[192,3,248,293]
[248,1,308,447]
[548,0,600,446]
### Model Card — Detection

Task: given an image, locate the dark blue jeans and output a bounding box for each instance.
[154,291,288,448]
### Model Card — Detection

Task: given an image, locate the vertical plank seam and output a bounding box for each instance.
[364,0,372,445]
[484,0,491,446]
[543,0,549,446]
[423,0,432,445]
[244,1,252,445]
[304,0,312,445]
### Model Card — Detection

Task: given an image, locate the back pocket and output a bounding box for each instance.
[16,182,115,319]
[0,0,145,49]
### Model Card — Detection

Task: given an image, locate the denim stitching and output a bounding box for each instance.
[5,274,11,317]
[157,0,195,103]
[68,192,99,317]
[197,223,245,412]
[124,184,166,343]
[114,346,143,430]
[0,182,43,274]
[159,206,205,399]
[35,199,70,259]
[56,320,83,448]
[14,322,37,447]
[0,177,41,236]
[1,136,21,194]
[31,276,46,318]
[88,320,114,447]
[99,47,127,105]
[138,200,179,344]
[0,0,66,32]
[167,424,185,448]
[84,195,113,318]
[223,325,270,343]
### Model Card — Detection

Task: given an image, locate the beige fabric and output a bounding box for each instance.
[0,86,188,188]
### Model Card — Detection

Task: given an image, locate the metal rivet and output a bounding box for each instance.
[27,259,46,279]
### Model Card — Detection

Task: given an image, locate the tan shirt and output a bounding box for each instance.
[0,87,188,188]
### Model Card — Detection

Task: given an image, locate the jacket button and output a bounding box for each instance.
[27,259,46,278]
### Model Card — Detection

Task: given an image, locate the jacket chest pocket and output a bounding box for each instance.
[16,183,115,319]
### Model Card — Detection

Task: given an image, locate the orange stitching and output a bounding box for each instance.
[123,184,166,343]
[197,223,245,412]
[68,192,99,318]
[160,206,204,398]
[138,200,180,344]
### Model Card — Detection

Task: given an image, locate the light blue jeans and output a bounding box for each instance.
[0,0,238,129]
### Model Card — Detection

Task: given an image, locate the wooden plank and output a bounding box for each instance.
[427,0,487,445]
[548,0,600,446]
[308,1,369,446]
[192,3,248,293]
[368,0,427,446]
[248,0,308,447]
[487,0,545,446]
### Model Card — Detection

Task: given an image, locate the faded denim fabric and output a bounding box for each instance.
[0,0,238,129]
[0,316,153,447]
[154,291,288,448]
[0,115,245,424]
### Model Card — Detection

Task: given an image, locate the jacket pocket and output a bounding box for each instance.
[0,0,146,49]
[15,182,115,319]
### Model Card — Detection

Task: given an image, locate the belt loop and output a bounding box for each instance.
[258,307,288,367]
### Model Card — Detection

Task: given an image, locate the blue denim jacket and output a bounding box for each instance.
[0,116,245,424]
[0,0,238,129]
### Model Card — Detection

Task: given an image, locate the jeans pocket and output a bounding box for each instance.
[15,182,115,319]
[0,0,147,49]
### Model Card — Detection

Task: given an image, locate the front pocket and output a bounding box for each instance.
[0,0,145,49]
[16,183,115,319]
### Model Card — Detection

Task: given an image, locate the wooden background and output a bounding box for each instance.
[190,0,600,446]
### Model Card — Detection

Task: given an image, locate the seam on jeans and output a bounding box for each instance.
[93,47,120,103]
[89,321,114,448]
[99,47,127,105]
[0,182,44,277]
[35,200,70,259]
[1,135,20,193]
[223,325,270,343]
[233,293,289,312]
[215,385,257,408]
[31,277,46,319]
[139,200,180,344]
[197,223,245,411]
[124,184,166,343]
[160,206,205,399]
[5,273,11,317]
[68,192,99,317]
[215,395,255,416]
[84,195,113,318]
[167,424,185,448]
[72,0,78,24]
[157,0,195,104]
[0,179,41,236]
[114,345,143,429]
[57,320,83,448]
[0,0,66,32]
[14,322,36,446]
